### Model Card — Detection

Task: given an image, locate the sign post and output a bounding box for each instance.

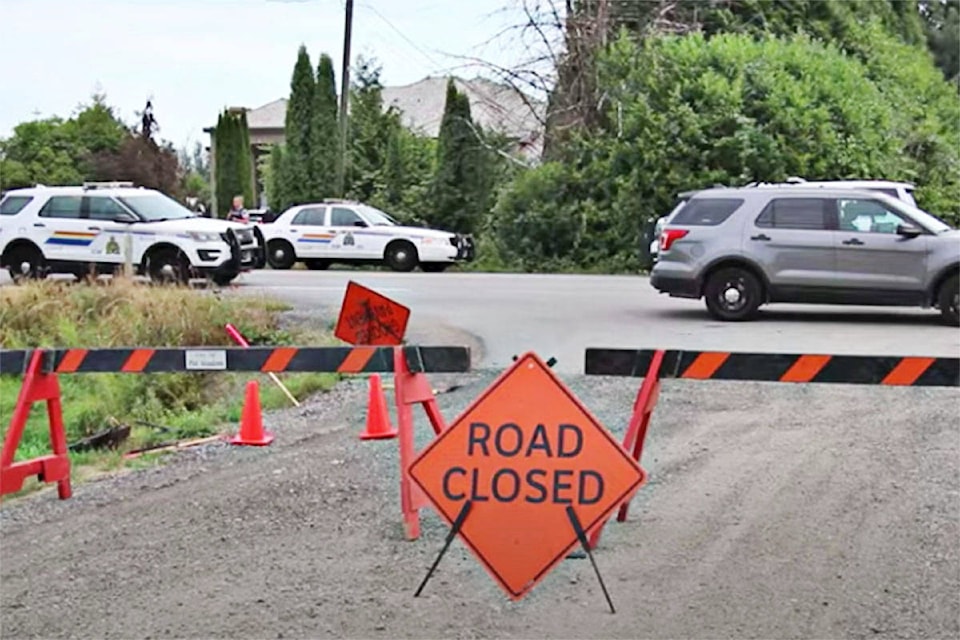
[409,351,646,606]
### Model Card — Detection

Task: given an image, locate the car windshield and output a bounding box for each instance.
[358,204,399,226]
[117,194,197,222]
[872,192,954,233]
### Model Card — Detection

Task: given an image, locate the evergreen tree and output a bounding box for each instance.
[266,144,285,212]
[923,0,960,83]
[236,110,256,209]
[312,53,340,199]
[213,109,255,217]
[282,45,317,207]
[344,57,394,203]
[428,78,490,235]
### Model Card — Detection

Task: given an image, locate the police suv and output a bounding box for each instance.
[0,183,266,285]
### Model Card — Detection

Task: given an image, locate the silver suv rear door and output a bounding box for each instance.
[750,196,838,295]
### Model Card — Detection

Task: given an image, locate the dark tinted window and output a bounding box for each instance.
[671,198,743,226]
[331,207,363,226]
[86,196,129,221]
[0,195,32,216]
[38,196,83,219]
[756,198,828,230]
[291,207,326,226]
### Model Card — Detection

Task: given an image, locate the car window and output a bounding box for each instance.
[291,207,326,226]
[671,198,743,226]
[755,198,829,230]
[86,196,129,221]
[38,196,83,219]
[837,198,912,234]
[0,195,33,216]
[330,207,363,227]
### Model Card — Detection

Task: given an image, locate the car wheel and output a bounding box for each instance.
[146,248,190,285]
[937,274,959,327]
[266,240,296,270]
[384,241,418,272]
[305,259,330,271]
[6,245,45,282]
[703,267,763,321]
[420,262,449,273]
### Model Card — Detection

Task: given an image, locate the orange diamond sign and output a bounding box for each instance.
[409,352,646,601]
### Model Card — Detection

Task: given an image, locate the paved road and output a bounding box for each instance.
[228,270,959,373]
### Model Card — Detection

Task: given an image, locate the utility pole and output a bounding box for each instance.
[336,0,354,198]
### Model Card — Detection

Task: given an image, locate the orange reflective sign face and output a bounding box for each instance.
[334,281,410,346]
[409,352,646,601]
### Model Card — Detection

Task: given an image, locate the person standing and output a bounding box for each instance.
[226,195,249,223]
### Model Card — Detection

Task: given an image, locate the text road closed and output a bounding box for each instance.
[409,352,645,600]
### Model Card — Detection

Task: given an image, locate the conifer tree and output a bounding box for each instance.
[282,45,316,207]
[312,53,340,199]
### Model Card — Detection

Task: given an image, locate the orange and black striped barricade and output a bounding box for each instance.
[582,347,960,548]
[0,345,470,501]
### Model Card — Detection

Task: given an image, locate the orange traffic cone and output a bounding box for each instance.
[360,374,398,440]
[230,380,274,446]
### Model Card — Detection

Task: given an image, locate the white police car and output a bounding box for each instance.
[0,182,266,285]
[260,200,475,272]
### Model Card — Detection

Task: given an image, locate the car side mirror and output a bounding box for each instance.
[353,220,368,228]
[112,214,135,223]
[897,223,922,238]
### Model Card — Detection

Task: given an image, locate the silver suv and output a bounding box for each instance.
[650,186,960,326]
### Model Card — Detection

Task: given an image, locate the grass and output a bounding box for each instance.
[0,277,340,496]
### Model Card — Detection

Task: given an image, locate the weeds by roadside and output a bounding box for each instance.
[0,277,339,494]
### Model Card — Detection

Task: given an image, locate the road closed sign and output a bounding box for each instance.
[409,352,646,601]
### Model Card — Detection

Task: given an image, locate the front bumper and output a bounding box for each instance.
[452,234,476,261]
[211,228,262,275]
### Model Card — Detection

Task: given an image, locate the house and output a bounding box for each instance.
[204,75,546,213]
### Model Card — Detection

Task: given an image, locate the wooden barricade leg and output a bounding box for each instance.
[393,347,449,541]
[586,349,665,549]
[1,350,72,500]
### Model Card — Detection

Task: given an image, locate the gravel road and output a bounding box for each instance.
[2,343,957,639]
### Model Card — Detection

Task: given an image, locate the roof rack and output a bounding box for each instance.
[82,181,136,190]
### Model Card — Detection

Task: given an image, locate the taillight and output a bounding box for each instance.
[660,228,689,252]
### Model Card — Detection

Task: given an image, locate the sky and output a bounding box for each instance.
[0,0,556,152]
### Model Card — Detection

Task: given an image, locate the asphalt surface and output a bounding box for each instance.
[227,270,959,373]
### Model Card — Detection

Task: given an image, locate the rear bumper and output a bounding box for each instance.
[650,272,700,298]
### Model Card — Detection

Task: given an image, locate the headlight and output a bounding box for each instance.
[188,231,222,242]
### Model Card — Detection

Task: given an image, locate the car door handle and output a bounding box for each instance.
[88,226,101,231]
[750,234,771,241]
[842,238,864,246]
[33,223,45,228]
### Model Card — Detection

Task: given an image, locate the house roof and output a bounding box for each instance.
[210,75,546,157]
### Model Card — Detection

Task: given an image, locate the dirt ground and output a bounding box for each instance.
[1,363,958,639]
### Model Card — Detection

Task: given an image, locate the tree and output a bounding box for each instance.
[281,45,318,207]
[491,29,960,272]
[265,144,285,212]
[344,57,396,204]
[427,78,492,235]
[213,109,255,217]
[312,53,340,199]
[922,0,960,83]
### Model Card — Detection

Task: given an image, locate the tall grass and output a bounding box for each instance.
[0,277,337,478]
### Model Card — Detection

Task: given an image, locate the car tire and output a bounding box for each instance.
[937,274,959,327]
[266,240,296,270]
[6,244,46,282]
[384,241,418,272]
[420,262,449,273]
[305,259,330,271]
[146,248,190,285]
[703,267,763,321]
